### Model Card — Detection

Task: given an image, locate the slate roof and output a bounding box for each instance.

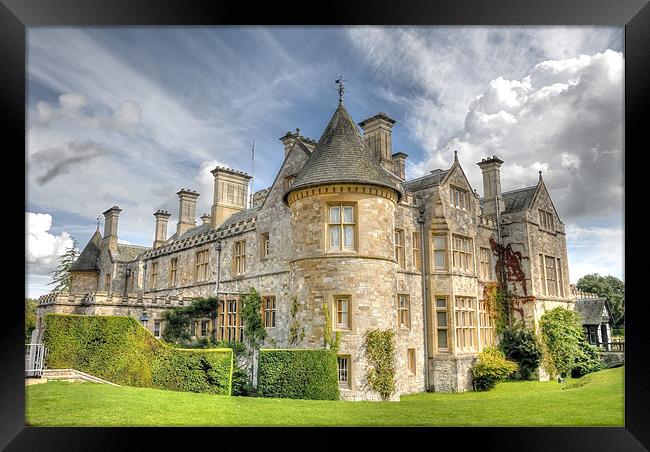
[115,244,151,262]
[574,298,610,325]
[217,206,259,229]
[284,104,402,202]
[402,169,448,192]
[501,186,537,213]
[69,228,102,272]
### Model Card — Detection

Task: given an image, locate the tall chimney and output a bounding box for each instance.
[358,112,396,173]
[102,206,122,252]
[176,189,199,237]
[279,131,296,159]
[476,156,505,217]
[392,152,408,180]
[153,209,171,248]
[210,166,252,229]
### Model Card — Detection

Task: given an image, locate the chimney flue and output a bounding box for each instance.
[153,210,171,248]
[210,166,252,229]
[176,189,199,237]
[358,112,396,173]
[102,206,122,252]
[476,156,505,217]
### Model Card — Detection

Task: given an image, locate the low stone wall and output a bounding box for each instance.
[600,352,624,368]
[429,355,477,392]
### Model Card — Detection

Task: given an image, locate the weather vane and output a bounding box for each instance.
[335,75,345,105]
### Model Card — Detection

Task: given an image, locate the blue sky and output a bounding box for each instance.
[26,27,624,298]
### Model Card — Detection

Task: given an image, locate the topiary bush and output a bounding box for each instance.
[257,349,339,400]
[472,346,518,391]
[43,313,233,395]
[499,327,543,380]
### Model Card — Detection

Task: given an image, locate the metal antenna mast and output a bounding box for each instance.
[250,139,255,208]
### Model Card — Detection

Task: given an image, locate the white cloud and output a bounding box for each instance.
[411,50,623,223]
[26,212,75,275]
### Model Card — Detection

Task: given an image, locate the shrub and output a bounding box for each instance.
[499,327,543,379]
[363,329,396,400]
[257,349,339,400]
[43,314,233,395]
[571,340,605,378]
[540,307,589,377]
[472,346,518,391]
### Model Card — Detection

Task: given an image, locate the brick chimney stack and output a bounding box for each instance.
[176,189,199,237]
[102,206,122,252]
[476,156,505,217]
[358,112,396,174]
[210,166,252,229]
[153,210,171,248]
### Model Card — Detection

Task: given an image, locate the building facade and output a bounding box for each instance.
[36,98,575,400]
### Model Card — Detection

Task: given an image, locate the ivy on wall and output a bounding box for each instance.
[321,301,340,353]
[363,328,396,401]
[288,295,305,347]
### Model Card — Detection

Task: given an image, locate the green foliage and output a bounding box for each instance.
[472,346,518,391]
[257,349,339,400]
[576,273,625,327]
[483,282,509,334]
[499,327,543,379]
[363,329,396,400]
[241,287,266,352]
[287,295,305,347]
[162,296,218,345]
[571,341,605,378]
[48,240,79,293]
[540,307,601,378]
[25,298,38,342]
[43,314,232,395]
[321,301,340,352]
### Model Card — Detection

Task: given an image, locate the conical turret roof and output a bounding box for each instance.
[284,104,402,202]
[69,228,102,272]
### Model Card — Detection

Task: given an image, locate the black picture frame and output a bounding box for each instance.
[4,0,647,449]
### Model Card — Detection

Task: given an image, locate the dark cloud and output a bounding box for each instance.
[32,141,108,184]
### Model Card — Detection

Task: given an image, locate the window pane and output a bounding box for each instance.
[437,312,447,327]
[330,226,340,248]
[438,330,448,348]
[435,250,445,268]
[433,236,444,250]
[343,206,353,223]
[344,225,354,248]
[436,298,446,308]
[330,206,340,223]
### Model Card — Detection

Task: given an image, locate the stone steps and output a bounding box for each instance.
[41,369,121,386]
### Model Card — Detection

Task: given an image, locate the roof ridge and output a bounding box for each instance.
[502,185,537,195]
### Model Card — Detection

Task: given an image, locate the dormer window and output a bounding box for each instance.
[450,186,469,210]
[539,209,554,232]
[284,175,295,191]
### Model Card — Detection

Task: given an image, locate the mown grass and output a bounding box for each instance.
[25,366,624,426]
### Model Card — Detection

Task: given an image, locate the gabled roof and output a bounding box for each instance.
[402,169,448,192]
[574,298,610,325]
[70,228,102,272]
[284,104,402,202]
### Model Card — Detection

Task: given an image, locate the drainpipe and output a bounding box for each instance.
[416,195,430,390]
[213,241,222,343]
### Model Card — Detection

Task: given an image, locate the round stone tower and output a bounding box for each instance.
[284,103,403,400]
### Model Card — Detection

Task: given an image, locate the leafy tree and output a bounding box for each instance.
[499,326,542,380]
[25,298,38,342]
[48,240,79,293]
[576,273,625,327]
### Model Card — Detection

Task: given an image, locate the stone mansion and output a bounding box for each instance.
[36,97,574,400]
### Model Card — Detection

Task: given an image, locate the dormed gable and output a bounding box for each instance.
[442,159,475,194]
[530,179,563,225]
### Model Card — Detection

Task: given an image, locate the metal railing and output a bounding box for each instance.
[25,343,47,378]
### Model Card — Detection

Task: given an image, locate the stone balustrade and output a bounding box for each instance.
[38,291,190,308]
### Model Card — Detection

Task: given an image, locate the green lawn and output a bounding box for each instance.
[25,366,624,426]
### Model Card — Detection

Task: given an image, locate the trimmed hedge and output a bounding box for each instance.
[257,349,339,400]
[43,314,233,395]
